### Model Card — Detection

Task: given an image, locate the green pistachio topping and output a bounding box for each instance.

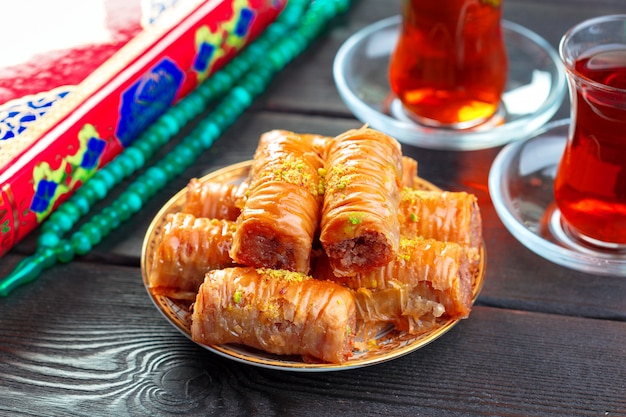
[257,268,309,283]
[348,213,363,225]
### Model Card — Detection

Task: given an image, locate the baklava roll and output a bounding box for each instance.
[315,237,473,323]
[399,188,482,272]
[149,213,236,299]
[320,127,403,276]
[191,267,356,364]
[183,179,246,221]
[401,156,419,188]
[230,130,324,273]
[354,285,444,335]
[300,133,332,161]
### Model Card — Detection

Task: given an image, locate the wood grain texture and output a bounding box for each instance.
[2,1,626,416]
[0,261,623,416]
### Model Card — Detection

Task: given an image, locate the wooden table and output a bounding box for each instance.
[1,1,625,415]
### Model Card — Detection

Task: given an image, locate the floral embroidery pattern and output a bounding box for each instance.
[193,0,256,82]
[116,58,184,147]
[30,124,106,220]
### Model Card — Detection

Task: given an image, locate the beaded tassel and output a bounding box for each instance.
[0,0,352,296]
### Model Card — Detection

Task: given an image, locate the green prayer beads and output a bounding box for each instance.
[0,0,352,297]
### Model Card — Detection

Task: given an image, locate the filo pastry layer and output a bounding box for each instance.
[229,130,324,273]
[399,188,482,274]
[191,267,356,364]
[319,127,404,276]
[183,179,246,221]
[149,213,236,299]
[315,237,472,334]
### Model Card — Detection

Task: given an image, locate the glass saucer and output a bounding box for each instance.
[488,119,626,276]
[333,16,567,151]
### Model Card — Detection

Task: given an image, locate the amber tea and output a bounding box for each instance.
[554,42,626,246]
[389,0,507,128]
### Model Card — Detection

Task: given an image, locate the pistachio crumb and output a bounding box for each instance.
[257,268,309,283]
[348,214,362,225]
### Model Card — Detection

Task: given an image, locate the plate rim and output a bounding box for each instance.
[141,161,486,371]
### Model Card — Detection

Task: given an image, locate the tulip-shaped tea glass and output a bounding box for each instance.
[389,0,508,129]
[554,15,626,250]
[333,1,567,150]
[489,15,626,275]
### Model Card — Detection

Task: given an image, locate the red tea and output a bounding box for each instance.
[389,0,507,127]
[554,46,626,245]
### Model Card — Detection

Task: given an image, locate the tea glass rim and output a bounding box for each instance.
[559,13,626,94]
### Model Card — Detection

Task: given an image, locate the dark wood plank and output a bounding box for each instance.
[0,261,623,416]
